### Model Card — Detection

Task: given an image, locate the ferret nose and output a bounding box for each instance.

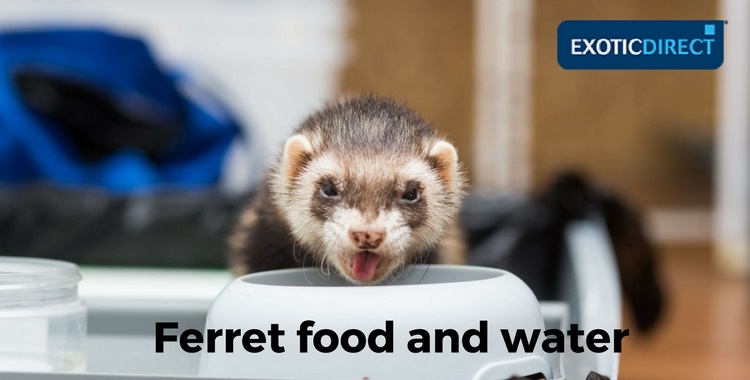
[349,229,385,249]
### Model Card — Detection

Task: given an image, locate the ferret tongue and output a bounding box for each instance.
[352,251,380,282]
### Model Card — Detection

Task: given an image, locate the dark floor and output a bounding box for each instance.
[619,245,750,379]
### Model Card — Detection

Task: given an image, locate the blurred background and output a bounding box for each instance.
[0,0,747,378]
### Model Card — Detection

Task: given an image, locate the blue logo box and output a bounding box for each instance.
[558,20,725,70]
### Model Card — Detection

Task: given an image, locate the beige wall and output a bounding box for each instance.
[533,0,717,207]
[342,0,716,208]
[341,0,475,181]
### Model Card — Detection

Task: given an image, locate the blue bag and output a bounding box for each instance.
[0,28,243,193]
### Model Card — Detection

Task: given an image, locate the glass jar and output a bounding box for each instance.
[0,257,86,372]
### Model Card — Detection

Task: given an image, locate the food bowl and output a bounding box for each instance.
[199,265,550,380]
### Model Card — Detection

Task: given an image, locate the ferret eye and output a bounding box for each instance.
[320,183,339,198]
[401,188,420,203]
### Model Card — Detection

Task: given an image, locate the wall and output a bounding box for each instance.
[341,0,475,180]
[532,0,717,208]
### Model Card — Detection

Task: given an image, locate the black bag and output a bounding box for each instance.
[463,173,665,333]
[0,185,243,268]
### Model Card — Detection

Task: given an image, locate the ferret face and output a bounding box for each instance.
[271,132,463,285]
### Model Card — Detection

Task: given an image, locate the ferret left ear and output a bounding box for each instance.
[428,140,459,187]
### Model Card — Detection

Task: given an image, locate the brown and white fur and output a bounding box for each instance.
[229,95,466,284]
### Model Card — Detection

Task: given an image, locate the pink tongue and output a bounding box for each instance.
[352,251,380,282]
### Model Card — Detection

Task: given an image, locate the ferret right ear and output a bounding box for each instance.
[428,140,459,188]
[281,134,313,180]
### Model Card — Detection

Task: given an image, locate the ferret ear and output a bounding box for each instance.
[428,140,459,187]
[281,134,313,180]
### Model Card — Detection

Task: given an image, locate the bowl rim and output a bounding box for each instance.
[237,264,508,288]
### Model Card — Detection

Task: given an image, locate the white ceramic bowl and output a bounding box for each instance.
[199,265,550,380]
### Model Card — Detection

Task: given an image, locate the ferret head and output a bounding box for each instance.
[270,96,465,284]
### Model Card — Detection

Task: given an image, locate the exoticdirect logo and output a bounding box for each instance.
[558,20,725,70]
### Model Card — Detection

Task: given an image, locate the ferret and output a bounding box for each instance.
[229,95,466,284]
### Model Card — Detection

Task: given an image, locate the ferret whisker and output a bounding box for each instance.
[417,262,431,285]
[321,259,331,277]
[301,248,314,286]
[292,239,300,262]
[319,239,336,280]
[393,260,408,282]
[402,257,420,281]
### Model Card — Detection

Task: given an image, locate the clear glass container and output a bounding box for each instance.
[0,257,86,372]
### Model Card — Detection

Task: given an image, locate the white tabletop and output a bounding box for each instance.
[78,267,234,302]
